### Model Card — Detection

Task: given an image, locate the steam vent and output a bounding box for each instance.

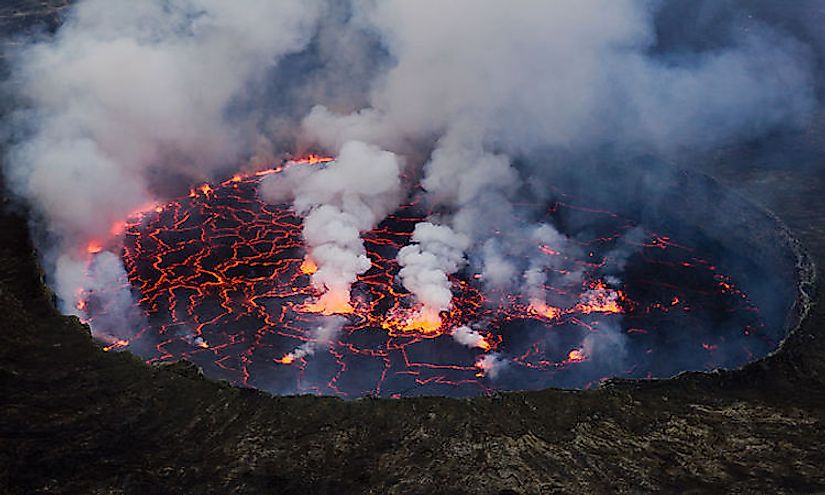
[2,1,825,494]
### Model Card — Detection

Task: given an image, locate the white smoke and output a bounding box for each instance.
[396,222,470,321]
[259,140,402,313]
[305,1,813,154]
[280,316,345,363]
[522,224,580,308]
[479,239,517,290]
[452,325,488,350]
[303,0,815,315]
[579,323,628,373]
[475,352,507,379]
[4,0,325,323]
[2,0,818,352]
[75,250,146,342]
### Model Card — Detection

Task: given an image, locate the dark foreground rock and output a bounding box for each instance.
[1,173,825,494]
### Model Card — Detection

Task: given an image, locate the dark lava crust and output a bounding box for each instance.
[3,2,825,494]
[1,178,824,495]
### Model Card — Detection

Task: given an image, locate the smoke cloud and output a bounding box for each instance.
[280,316,346,364]
[475,352,508,380]
[302,0,815,323]
[452,325,489,350]
[2,0,821,389]
[305,1,814,154]
[396,222,470,326]
[259,140,402,313]
[71,250,146,343]
[4,0,327,320]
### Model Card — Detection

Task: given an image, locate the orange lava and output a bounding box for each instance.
[299,291,355,315]
[383,307,444,335]
[577,281,624,314]
[577,299,622,314]
[86,241,103,254]
[276,354,295,365]
[567,349,586,363]
[102,339,129,352]
[293,153,334,165]
[529,302,561,320]
[300,256,318,275]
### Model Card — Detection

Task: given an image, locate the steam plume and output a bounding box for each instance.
[4,0,325,321]
[396,222,470,327]
[279,316,346,364]
[259,140,402,313]
[452,325,489,350]
[475,352,507,380]
[2,0,820,382]
[303,0,815,324]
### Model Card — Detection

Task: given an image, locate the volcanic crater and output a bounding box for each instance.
[77,157,803,398]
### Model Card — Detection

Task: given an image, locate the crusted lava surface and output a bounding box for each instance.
[77,164,773,398]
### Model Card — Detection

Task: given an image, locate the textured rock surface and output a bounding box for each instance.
[2,227,823,495]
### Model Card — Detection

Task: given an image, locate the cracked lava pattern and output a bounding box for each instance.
[82,164,772,397]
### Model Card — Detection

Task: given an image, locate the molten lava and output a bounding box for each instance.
[299,290,355,316]
[529,302,561,320]
[77,157,773,397]
[299,256,318,275]
[382,306,444,335]
[86,241,103,254]
[567,349,586,363]
[576,282,624,314]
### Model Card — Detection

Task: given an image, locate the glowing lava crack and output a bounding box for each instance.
[78,158,772,398]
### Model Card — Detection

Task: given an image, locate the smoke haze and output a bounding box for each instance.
[2,0,821,390]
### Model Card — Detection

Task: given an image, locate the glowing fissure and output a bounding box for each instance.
[77,158,770,397]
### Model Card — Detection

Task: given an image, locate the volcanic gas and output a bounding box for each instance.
[77,156,772,398]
